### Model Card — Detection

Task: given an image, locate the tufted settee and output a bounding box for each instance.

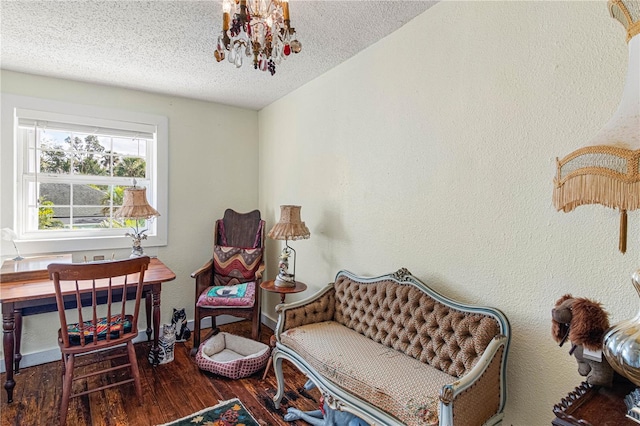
[271,268,510,426]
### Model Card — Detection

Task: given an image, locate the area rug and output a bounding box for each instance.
[156,398,261,426]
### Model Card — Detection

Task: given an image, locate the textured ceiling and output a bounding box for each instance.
[0,1,437,110]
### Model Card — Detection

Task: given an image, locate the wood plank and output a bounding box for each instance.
[0,321,321,426]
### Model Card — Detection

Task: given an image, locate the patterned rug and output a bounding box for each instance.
[156,398,261,426]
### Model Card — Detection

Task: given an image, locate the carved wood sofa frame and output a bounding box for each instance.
[271,268,511,426]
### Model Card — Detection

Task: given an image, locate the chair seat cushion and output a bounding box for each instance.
[195,332,270,379]
[63,314,133,346]
[197,281,256,308]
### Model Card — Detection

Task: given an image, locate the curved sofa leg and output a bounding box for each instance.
[272,350,285,409]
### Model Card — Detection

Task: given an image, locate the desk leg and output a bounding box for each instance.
[150,284,161,366]
[145,292,152,341]
[2,302,16,403]
[13,308,22,374]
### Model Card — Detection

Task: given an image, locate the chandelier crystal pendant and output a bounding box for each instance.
[215,0,302,75]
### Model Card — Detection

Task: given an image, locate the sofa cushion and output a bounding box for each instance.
[281,321,455,426]
[333,276,500,377]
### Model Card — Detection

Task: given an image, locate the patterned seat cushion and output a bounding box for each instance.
[280,321,455,426]
[64,314,133,346]
[197,281,256,308]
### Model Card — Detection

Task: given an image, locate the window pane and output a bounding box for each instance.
[39,129,71,149]
[113,156,146,178]
[93,184,117,218]
[39,148,71,174]
[37,203,65,230]
[39,182,70,205]
[73,134,109,152]
[73,154,109,176]
[113,137,146,157]
[71,183,109,213]
[72,206,106,228]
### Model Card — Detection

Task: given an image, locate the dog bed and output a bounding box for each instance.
[195,332,270,379]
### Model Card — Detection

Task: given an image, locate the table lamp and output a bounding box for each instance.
[1,228,23,261]
[268,205,310,287]
[114,183,160,257]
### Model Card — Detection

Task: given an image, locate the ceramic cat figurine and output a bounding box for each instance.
[171,308,191,342]
[148,323,176,365]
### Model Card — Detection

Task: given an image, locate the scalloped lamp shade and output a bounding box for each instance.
[268,205,309,287]
[114,187,160,220]
[268,205,310,241]
[553,0,640,253]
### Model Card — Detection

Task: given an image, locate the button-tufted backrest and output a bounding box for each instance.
[333,275,501,378]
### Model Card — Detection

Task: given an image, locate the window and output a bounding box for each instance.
[1,95,168,254]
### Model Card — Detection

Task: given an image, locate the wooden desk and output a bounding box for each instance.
[0,257,176,403]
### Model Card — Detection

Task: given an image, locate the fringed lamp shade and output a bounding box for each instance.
[553,0,640,253]
[268,205,310,287]
[114,187,160,257]
[114,187,160,220]
[267,205,310,241]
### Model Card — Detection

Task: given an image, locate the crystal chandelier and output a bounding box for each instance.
[214,0,302,75]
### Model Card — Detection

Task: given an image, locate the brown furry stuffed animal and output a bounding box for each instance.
[551,294,614,387]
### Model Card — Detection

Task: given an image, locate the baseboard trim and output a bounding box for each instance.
[0,313,278,373]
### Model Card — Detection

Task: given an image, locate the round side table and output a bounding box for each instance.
[260,279,307,380]
[260,279,307,303]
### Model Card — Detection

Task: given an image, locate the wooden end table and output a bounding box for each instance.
[552,377,638,425]
[260,279,307,303]
[259,279,307,379]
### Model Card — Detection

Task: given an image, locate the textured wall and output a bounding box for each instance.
[0,70,258,363]
[258,1,637,424]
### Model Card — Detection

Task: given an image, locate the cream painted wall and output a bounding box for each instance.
[258,1,637,425]
[0,70,258,362]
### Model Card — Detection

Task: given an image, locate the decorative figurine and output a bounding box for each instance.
[275,248,295,287]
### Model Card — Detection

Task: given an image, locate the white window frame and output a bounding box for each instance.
[1,94,168,255]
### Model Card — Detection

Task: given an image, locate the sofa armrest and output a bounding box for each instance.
[191,258,213,299]
[275,284,336,340]
[438,335,508,426]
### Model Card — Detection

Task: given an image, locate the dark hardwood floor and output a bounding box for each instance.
[1,321,321,426]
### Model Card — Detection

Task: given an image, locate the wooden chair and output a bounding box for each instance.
[191,209,265,355]
[48,256,150,426]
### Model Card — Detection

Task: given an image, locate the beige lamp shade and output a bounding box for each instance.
[268,205,310,241]
[553,0,640,253]
[114,187,160,220]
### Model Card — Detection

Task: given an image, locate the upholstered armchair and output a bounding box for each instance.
[191,209,265,356]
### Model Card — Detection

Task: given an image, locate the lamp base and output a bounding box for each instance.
[126,231,147,258]
[130,246,145,258]
[275,273,296,288]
